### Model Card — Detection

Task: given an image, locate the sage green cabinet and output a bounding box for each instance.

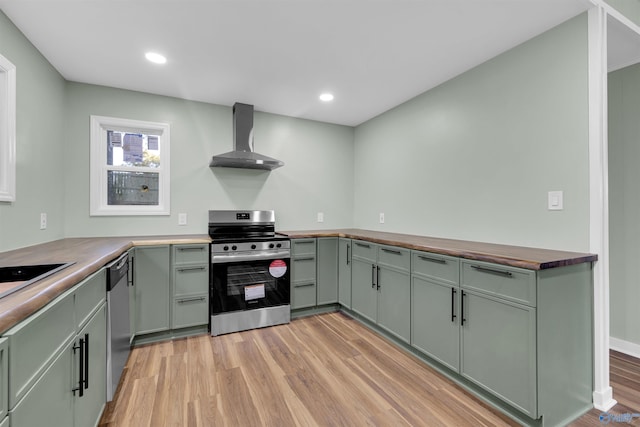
[0,414,7,427]
[0,338,7,422]
[134,245,171,335]
[411,251,460,372]
[338,238,352,308]
[351,240,411,343]
[74,305,108,427]
[316,237,338,305]
[460,289,537,418]
[172,244,209,329]
[291,238,317,309]
[6,268,107,427]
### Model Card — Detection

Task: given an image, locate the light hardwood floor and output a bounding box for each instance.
[99,312,639,426]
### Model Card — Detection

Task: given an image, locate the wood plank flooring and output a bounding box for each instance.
[99,312,640,426]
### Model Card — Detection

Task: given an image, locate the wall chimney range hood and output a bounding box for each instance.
[209,103,284,171]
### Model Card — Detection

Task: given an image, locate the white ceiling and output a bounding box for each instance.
[0,0,594,126]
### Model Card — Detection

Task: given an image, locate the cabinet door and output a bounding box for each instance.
[411,277,459,371]
[134,246,171,335]
[0,338,6,421]
[460,290,537,418]
[351,256,377,323]
[10,340,74,427]
[317,238,338,305]
[74,305,107,427]
[338,238,352,308]
[377,265,410,343]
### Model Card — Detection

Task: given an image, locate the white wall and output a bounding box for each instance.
[352,14,590,252]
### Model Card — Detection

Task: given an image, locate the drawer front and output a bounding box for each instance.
[461,261,536,307]
[173,264,209,296]
[352,240,377,262]
[172,295,208,329]
[412,251,459,285]
[377,245,410,272]
[75,268,106,331]
[173,244,209,265]
[6,292,75,408]
[292,282,317,309]
[292,256,316,282]
[292,239,316,256]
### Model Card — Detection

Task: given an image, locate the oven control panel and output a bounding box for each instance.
[211,239,290,254]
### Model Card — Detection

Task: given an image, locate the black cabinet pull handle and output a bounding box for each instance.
[418,254,446,264]
[371,264,376,288]
[84,333,89,391]
[346,244,350,265]
[72,337,85,397]
[381,248,402,255]
[356,242,371,248]
[178,247,205,251]
[471,265,513,277]
[177,266,207,272]
[295,257,315,262]
[461,291,466,326]
[451,288,457,322]
[376,266,380,290]
[177,296,207,303]
[294,282,315,288]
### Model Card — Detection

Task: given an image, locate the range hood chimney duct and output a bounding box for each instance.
[209,103,284,170]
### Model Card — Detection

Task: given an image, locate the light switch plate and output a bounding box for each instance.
[317,212,324,223]
[548,191,563,210]
[178,213,187,225]
[40,213,47,230]
[379,212,385,224]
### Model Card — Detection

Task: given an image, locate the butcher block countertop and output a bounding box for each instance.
[0,235,210,334]
[278,229,597,271]
[0,230,596,335]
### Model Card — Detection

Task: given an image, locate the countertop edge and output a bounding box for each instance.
[278,229,598,270]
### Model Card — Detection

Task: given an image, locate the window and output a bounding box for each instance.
[90,115,170,215]
[0,53,16,202]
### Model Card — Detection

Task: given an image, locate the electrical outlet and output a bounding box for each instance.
[40,213,47,230]
[317,212,324,223]
[178,213,188,225]
[379,212,385,224]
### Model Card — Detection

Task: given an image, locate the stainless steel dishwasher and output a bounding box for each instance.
[106,252,131,401]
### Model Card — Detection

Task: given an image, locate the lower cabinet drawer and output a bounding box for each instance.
[173,265,209,296]
[292,282,316,309]
[292,257,316,282]
[172,295,208,329]
[460,261,536,307]
[75,268,106,331]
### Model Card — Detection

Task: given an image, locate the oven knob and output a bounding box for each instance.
[231,245,237,251]
[276,243,282,248]
[269,243,275,248]
[223,246,229,251]
[251,244,256,249]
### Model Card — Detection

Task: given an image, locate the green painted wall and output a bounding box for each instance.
[608,63,640,347]
[0,11,66,252]
[353,14,589,252]
[63,83,354,236]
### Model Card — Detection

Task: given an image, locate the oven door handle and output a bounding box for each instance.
[211,250,291,264]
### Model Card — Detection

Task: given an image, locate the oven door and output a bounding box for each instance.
[210,255,290,314]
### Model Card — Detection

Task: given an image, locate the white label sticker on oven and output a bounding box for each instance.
[245,284,266,301]
[269,259,287,278]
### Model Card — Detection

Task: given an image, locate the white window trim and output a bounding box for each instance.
[90,115,170,216]
[0,54,16,202]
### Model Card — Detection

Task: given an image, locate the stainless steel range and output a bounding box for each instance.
[208,210,291,336]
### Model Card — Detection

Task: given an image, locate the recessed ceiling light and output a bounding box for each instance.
[319,93,334,102]
[145,52,167,64]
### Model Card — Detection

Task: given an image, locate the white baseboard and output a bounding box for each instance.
[593,387,617,412]
[610,336,640,359]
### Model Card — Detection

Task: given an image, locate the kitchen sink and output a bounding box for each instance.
[0,262,75,298]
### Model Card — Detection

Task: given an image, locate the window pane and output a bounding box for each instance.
[107,170,159,206]
[107,130,160,167]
